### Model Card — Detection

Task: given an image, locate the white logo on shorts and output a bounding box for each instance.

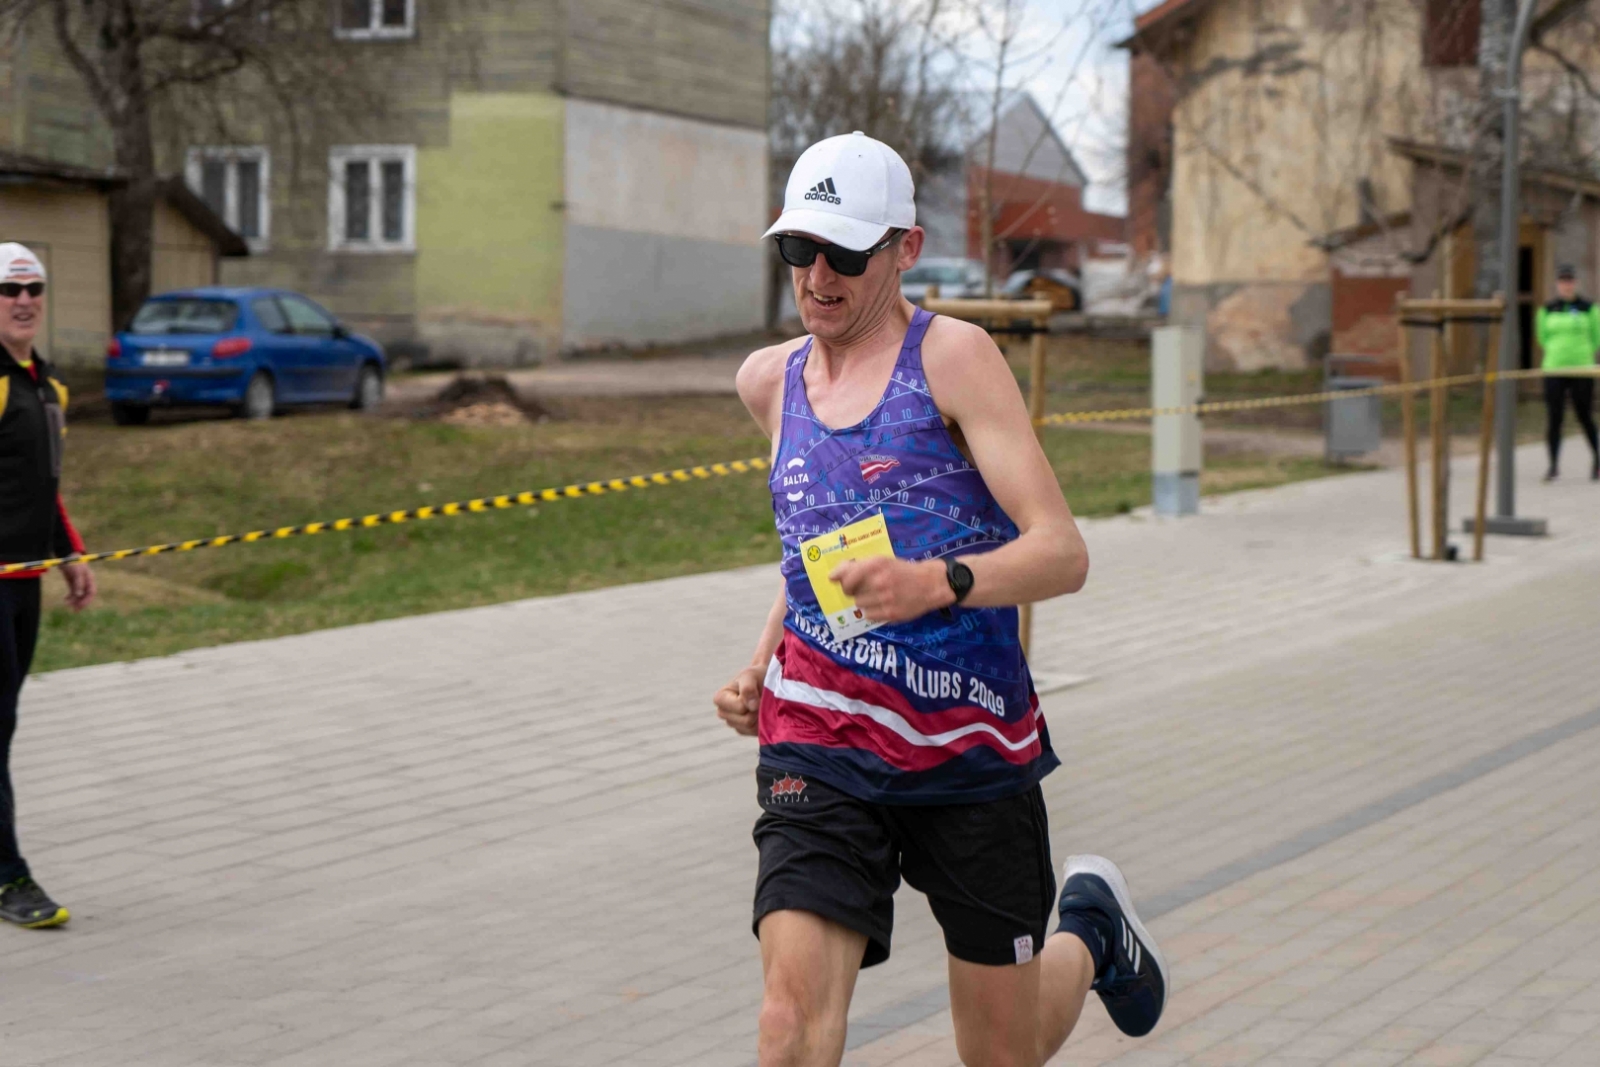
[1013,935,1034,965]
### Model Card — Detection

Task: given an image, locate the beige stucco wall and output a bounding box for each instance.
[1166,0,1423,369]
[151,200,218,294]
[0,185,111,367]
[1170,0,1420,287]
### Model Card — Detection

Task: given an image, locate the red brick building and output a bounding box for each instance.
[919,94,1124,276]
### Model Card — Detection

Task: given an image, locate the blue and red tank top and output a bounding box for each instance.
[758,308,1059,804]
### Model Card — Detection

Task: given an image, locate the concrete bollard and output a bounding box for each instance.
[1152,325,1203,516]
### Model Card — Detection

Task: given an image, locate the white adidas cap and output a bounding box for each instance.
[764,132,916,252]
[0,242,45,281]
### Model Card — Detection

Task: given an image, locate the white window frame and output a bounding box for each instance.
[334,0,415,40]
[185,145,270,252]
[327,144,417,254]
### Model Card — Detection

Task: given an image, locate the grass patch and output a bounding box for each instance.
[34,394,1346,672]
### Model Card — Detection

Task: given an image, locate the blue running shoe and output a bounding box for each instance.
[1058,854,1166,1037]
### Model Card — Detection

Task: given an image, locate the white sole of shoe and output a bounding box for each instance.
[1064,853,1169,1012]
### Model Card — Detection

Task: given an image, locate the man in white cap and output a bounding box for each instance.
[714,133,1168,1064]
[0,241,95,929]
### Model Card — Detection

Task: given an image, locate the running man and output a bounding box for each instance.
[715,133,1167,1066]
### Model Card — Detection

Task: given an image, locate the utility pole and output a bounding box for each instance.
[1479,0,1548,536]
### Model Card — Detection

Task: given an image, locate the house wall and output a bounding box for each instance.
[561,97,766,348]
[1164,0,1421,370]
[0,23,114,169]
[0,185,111,367]
[1126,48,1175,259]
[3,0,772,365]
[563,0,769,130]
[415,92,565,365]
[152,200,219,293]
[965,167,1123,268]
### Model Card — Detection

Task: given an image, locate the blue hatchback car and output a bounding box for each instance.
[105,287,386,425]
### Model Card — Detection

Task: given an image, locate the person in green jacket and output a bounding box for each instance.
[1534,264,1600,481]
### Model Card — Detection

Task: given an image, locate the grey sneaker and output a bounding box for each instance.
[0,877,70,928]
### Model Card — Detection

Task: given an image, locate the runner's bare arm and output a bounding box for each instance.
[714,340,807,736]
[832,316,1086,620]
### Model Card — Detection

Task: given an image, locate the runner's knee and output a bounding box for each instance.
[758,984,845,1060]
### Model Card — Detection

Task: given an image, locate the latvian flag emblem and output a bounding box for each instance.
[859,454,900,483]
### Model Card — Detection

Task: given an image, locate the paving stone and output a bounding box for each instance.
[3,443,1599,1065]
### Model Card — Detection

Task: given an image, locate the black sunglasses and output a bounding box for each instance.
[0,282,45,299]
[775,230,902,277]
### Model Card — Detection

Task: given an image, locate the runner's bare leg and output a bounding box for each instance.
[947,933,1095,1066]
[758,910,868,1067]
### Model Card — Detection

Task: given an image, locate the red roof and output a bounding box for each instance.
[1118,0,1214,49]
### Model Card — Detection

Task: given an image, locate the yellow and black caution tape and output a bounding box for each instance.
[0,456,770,575]
[1035,365,1579,427]
[5,365,1594,576]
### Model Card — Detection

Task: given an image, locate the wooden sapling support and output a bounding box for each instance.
[1394,295,1505,562]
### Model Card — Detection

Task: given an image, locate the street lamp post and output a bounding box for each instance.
[1480,0,1549,536]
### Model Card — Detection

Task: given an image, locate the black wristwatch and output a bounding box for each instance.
[943,557,974,606]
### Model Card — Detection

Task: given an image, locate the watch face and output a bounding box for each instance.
[947,558,974,601]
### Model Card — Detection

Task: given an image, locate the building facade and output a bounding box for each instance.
[1,0,771,367]
[1122,0,1600,372]
[920,95,1124,275]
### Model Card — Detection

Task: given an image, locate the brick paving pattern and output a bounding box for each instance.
[1,443,1596,1066]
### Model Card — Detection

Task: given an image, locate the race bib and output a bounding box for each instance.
[800,512,896,641]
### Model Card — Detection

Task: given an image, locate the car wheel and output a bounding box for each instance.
[241,372,276,421]
[350,364,384,411]
[110,402,150,427]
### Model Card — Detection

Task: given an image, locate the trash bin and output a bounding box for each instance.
[1324,355,1384,461]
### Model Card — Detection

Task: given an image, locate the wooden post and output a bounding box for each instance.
[1440,321,1452,563]
[1396,306,1421,560]
[1473,321,1502,563]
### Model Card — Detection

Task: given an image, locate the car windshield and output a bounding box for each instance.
[128,299,239,335]
[902,264,971,285]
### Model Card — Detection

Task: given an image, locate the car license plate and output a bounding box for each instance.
[142,349,190,367]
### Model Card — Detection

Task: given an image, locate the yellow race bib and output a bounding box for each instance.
[800,512,897,641]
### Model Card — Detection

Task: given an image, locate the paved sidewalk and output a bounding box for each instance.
[2,443,1598,1066]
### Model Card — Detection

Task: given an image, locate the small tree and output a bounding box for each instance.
[771,0,967,196]
[0,0,399,328]
[965,0,1115,293]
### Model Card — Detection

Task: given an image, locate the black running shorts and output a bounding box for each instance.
[751,765,1056,968]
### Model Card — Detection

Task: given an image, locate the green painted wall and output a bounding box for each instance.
[415,92,564,355]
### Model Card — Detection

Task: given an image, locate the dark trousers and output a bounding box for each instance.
[0,578,40,885]
[1545,376,1599,470]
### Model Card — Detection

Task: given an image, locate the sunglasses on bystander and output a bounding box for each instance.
[0,282,45,299]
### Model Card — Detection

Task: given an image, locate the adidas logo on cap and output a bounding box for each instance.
[804,177,841,205]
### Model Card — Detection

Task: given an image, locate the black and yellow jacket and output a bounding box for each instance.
[0,349,80,568]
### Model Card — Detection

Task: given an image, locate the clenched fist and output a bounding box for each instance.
[714,666,764,736]
[830,556,953,624]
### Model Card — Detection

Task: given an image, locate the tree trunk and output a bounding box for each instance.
[107,19,158,331]
[109,177,157,332]
[1471,0,1519,299]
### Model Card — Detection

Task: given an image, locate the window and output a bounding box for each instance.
[336,0,413,39]
[185,146,270,249]
[327,145,416,253]
[129,299,240,335]
[279,295,338,335]
[1424,0,1479,68]
[251,297,290,333]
